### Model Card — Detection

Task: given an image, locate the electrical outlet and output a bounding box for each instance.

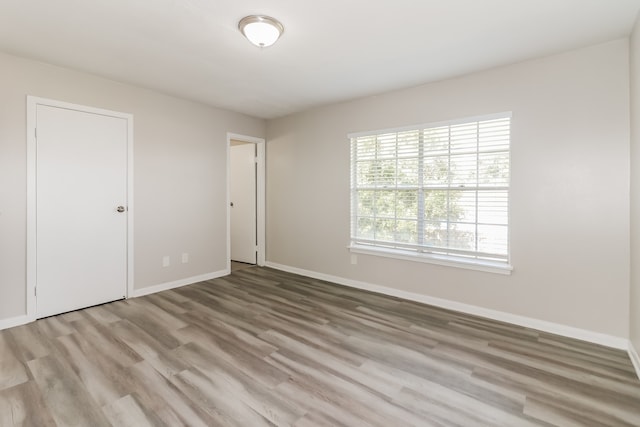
[162,256,170,267]
[182,253,189,264]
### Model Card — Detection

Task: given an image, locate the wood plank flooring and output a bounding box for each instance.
[1,267,640,426]
[230,261,256,272]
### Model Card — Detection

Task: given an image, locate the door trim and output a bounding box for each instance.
[26,96,134,321]
[226,133,266,271]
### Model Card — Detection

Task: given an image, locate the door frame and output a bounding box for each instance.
[26,96,134,321]
[226,133,265,271]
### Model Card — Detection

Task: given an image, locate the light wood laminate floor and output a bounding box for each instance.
[1,267,639,426]
[230,261,255,272]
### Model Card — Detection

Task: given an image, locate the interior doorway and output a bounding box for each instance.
[230,141,256,265]
[227,133,265,272]
[26,96,134,320]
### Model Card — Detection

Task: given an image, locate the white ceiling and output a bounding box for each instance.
[1,1,639,119]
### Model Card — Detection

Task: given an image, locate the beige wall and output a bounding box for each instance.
[630,14,640,351]
[0,52,265,322]
[266,40,631,338]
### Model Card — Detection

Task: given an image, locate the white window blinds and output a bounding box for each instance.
[350,113,510,263]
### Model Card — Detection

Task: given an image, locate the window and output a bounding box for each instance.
[349,113,511,273]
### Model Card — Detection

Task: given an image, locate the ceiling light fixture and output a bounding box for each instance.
[238,15,284,48]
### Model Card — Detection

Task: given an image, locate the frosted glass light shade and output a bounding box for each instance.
[239,15,284,48]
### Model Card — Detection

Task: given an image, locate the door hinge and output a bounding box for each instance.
[34,287,37,296]
[34,128,37,138]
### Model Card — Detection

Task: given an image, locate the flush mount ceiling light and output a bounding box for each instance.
[238,15,284,48]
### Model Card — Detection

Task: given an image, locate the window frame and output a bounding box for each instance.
[348,112,513,275]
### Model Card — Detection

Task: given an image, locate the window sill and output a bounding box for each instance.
[348,245,513,275]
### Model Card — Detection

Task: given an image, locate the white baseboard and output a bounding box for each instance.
[265,261,629,350]
[629,342,640,380]
[0,314,31,331]
[131,269,229,298]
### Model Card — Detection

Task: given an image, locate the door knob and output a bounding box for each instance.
[117,206,125,213]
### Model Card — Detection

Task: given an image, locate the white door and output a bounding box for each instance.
[230,143,257,264]
[36,104,128,318]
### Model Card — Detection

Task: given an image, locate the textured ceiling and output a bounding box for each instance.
[0,0,639,119]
